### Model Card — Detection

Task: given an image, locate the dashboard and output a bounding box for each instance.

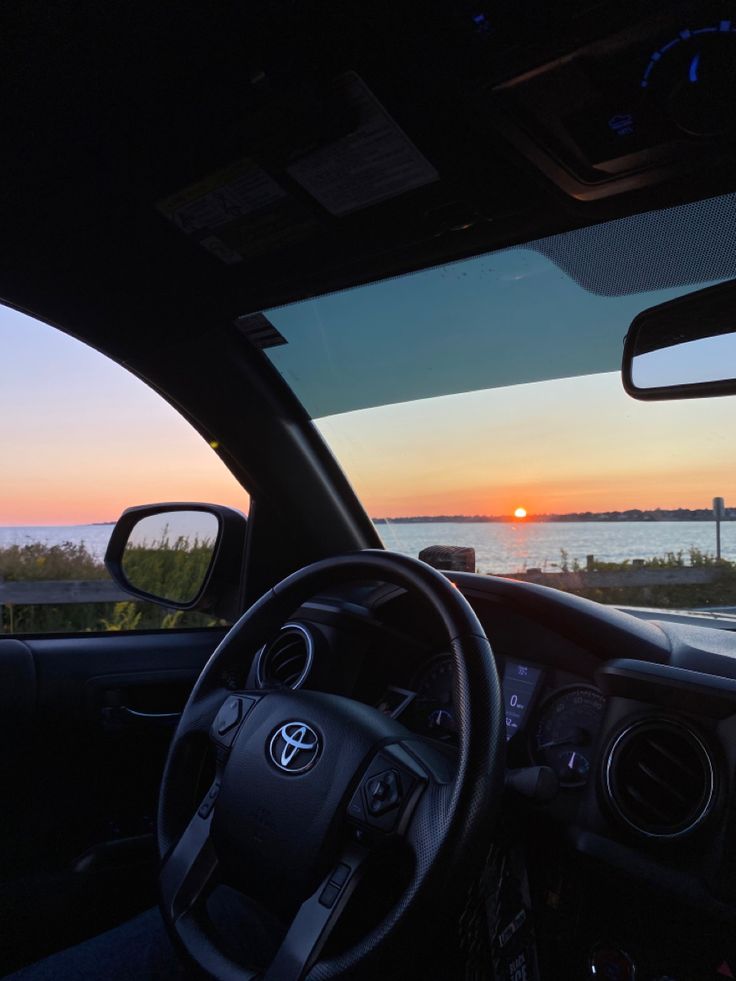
[249,572,736,978]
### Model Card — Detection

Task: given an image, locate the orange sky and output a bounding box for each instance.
[316,372,736,517]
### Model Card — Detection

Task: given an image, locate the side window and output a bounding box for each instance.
[0,307,250,634]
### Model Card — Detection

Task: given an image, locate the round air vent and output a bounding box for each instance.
[256,623,314,690]
[604,718,715,839]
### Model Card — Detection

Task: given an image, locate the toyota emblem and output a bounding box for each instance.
[269,721,321,773]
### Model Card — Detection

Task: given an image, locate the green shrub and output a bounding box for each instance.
[0,541,106,582]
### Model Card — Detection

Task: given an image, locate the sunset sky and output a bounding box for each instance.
[3,252,736,526]
[0,306,250,525]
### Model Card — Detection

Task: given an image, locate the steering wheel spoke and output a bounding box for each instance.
[160,692,264,921]
[160,783,220,923]
[262,842,368,981]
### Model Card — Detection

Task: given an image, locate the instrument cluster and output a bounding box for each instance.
[379,654,607,788]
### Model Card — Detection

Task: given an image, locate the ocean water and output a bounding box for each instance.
[0,520,732,574]
[377,520,733,573]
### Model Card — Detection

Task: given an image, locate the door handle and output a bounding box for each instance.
[101,705,181,729]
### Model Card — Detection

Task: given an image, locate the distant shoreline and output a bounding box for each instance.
[373,509,734,524]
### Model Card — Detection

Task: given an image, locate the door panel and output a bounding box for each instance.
[0,629,223,974]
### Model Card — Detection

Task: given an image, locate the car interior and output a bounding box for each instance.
[3,2,736,979]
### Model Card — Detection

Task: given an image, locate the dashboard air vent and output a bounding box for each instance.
[256,623,314,690]
[604,719,715,839]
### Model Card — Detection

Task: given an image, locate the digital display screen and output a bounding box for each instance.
[503,660,542,740]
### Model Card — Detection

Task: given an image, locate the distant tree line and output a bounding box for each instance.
[373,508,735,523]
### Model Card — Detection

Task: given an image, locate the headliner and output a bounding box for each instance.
[2,1,735,372]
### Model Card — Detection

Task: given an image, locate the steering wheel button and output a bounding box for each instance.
[347,788,367,823]
[364,769,402,816]
[330,863,350,887]
[216,697,243,735]
[367,778,387,801]
[319,882,341,908]
[198,799,214,819]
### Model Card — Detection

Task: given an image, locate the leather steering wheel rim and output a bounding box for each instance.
[157,550,505,980]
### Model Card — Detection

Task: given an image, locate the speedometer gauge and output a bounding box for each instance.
[533,686,606,787]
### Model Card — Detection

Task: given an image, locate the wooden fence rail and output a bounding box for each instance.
[0,566,725,611]
[508,567,722,589]
[0,578,130,605]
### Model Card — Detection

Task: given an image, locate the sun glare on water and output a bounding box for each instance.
[514,507,527,519]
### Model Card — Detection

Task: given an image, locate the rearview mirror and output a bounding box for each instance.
[105,503,247,617]
[622,279,736,400]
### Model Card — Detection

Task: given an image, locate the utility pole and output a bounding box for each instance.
[713,497,725,561]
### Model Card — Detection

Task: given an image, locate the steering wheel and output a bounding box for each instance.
[157,550,505,980]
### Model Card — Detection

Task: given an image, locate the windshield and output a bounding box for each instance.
[262,192,736,612]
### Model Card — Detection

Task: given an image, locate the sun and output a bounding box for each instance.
[513,507,527,519]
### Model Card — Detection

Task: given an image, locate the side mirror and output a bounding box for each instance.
[104,503,247,619]
[623,279,736,400]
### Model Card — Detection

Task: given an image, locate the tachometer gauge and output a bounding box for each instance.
[533,686,606,788]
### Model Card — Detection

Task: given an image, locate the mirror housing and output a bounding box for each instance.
[623,279,736,401]
[105,503,248,619]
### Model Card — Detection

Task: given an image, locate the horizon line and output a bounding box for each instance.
[373,506,730,521]
[0,505,729,528]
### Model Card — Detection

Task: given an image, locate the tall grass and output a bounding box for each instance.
[0,539,224,634]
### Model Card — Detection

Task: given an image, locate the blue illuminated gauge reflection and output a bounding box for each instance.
[640,22,736,89]
[533,686,605,788]
[640,22,736,136]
